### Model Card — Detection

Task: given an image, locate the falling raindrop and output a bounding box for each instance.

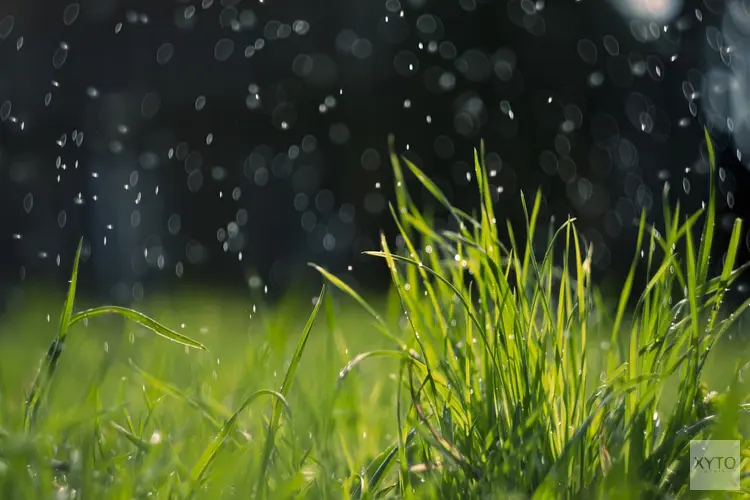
[23,193,33,213]
[63,3,81,26]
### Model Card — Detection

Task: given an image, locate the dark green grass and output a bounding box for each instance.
[1,129,750,498]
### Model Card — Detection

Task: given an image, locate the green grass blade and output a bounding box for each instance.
[24,238,84,430]
[58,238,84,344]
[69,306,206,350]
[129,359,225,429]
[610,211,647,349]
[110,421,152,452]
[310,264,401,346]
[697,127,716,287]
[707,217,743,330]
[349,430,417,499]
[189,389,290,487]
[256,285,326,497]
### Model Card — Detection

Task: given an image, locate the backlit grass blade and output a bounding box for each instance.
[707,217,742,330]
[129,359,224,430]
[256,285,325,497]
[24,238,84,430]
[310,264,402,346]
[610,211,647,350]
[58,238,83,344]
[349,429,417,499]
[697,127,716,287]
[363,252,485,337]
[189,389,290,487]
[336,350,409,385]
[110,421,152,452]
[69,306,206,350]
[400,156,476,235]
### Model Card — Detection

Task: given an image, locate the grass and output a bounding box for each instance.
[1,129,750,498]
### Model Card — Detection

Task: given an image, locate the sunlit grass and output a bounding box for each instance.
[1,129,750,498]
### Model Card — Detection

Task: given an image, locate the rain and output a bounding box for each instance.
[1,0,750,495]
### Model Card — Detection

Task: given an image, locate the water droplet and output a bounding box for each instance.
[214,38,235,61]
[156,42,174,65]
[1,101,11,121]
[52,43,69,69]
[63,3,81,26]
[0,15,14,40]
[195,95,206,110]
[141,92,161,118]
[23,193,33,213]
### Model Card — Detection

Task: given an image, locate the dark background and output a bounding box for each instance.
[0,0,748,305]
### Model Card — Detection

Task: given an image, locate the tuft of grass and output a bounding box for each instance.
[313,129,750,497]
[1,128,748,498]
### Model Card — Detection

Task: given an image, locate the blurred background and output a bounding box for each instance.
[0,0,749,307]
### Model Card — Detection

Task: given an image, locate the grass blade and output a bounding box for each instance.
[256,285,326,497]
[70,306,206,350]
[24,238,84,430]
[189,389,290,487]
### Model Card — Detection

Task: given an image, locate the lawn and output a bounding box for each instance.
[1,131,750,499]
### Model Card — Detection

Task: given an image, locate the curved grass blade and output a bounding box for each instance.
[129,359,224,429]
[337,350,408,386]
[707,217,743,330]
[697,127,716,287]
[400,156,472,234]
[58,238,84,344]
[256,285,326,497]
[533,388,624,498]
[310,264,402,346]
[70,306,205,350]
[349,429,417,499]
[110,421,152,452]
[189,389,290,488]
[363,252,486,338]
[24,238,83,430]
